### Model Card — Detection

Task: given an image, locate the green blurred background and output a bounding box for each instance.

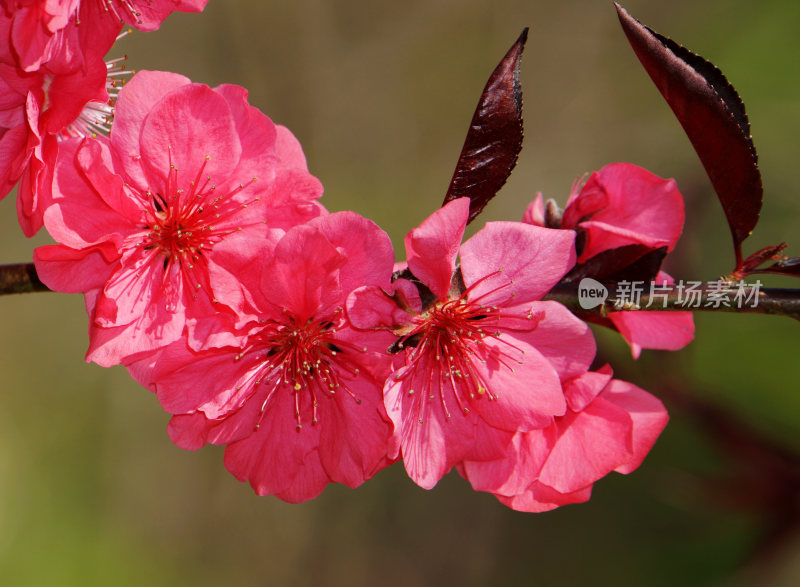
[1,0,798,584]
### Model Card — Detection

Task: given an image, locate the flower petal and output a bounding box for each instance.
[139,83,241,193]
[460,221,576,305]
[111,70,192,191]
[405,198,469,299]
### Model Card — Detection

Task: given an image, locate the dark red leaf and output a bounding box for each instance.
[562,244,667,284]
[739,243,787,274]
[615,4,762,263]
[753,257,800,278]
[442,28,528,223]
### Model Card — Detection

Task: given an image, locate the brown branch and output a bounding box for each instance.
[0,263,51,295]
[544,282,800,322]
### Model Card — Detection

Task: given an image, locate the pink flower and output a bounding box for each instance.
[525,162,694,358]
[0,13,122,234]
[34,70,324,366]
[347,198,597,489]
[0,1,206,73]
[558,162,685,263]
[0,1,208,235]
[148,213,396,503]
[462,369,668,512]
[0,1,119,73]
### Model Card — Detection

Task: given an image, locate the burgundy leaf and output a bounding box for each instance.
[739,243,787,274]
[442,28,528,223]
[615,3,762,264]
[753,257,800,278]
[563,244,667,284]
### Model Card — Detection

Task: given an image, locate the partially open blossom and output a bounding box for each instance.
[348,198,596,489]
[524,162,694,358]
[34,70,324,366]
[148,213,396,503]
[461,368,668,512]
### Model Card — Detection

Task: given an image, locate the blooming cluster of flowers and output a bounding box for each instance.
[5,3,693,511]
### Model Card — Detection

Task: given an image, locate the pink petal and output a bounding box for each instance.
[44,137,134,249]
[310,212,395,294]
[273,450,330,503]
[259,223,345,319]
[513,301,596,381]
[608,311,695,359]
[602,380,669,475]
[33,243,115,293]
[564,364,614,413]
[460,222,576,305]
[167,413,208,450]
[346,285,412,331]
[318,375,393,488]
[140,83,241,193]
[153,342,260,417]
[206,228,283,320]
[223,392,323,498]
[578,219,671,262]
[385,374,456,489]
[274,124,311,169]
[522,192,545,226]
[537,396,633,493]
[572,163,684,262]
[85,306,185,367]
[495,481,593,513]
[37,50,108,134]
[111,70,192,191]
[405,198,469,299]
[123,0,208,32]
[0,124,28,200]
[462,427,555,496]
[472,337,565,430]
[386,362,511,489]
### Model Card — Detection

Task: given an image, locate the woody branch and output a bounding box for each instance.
[3,261,800,322]
[545,282,800,322]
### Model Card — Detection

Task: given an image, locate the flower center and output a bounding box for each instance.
[145,192,208,267]
[243,311,366,430]
[128,151,259,302]
[392,272,539,423]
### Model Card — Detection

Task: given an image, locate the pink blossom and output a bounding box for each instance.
[0,1,206,73]
[462,369,668,512]
[347,198,596,489]
[524,162,694,357]
[34,70,324,366]
[0,1,119,73]
[0,9,128,235]
[559,162,685,263]
[147,213,396,503]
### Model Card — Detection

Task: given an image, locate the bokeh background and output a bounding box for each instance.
[1,0,798,584]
